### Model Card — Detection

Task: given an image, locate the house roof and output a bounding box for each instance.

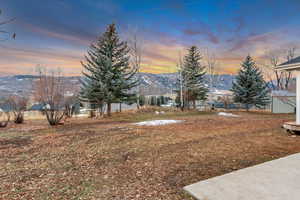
[29,103,44,111]
[271,90,296,97]
[275,56,300,71]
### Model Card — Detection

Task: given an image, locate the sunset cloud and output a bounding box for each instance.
[1,0,300,76]
[180,20,220,44]
[19,22,94,46]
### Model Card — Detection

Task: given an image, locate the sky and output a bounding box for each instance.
[1,0,300,76]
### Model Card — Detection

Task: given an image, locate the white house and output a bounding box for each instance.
[275,56,300,131]
[271,90,296,114]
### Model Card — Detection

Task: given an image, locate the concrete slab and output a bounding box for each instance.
[183,153,300,200]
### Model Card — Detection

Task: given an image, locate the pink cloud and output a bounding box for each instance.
[181,20,220,44]
[229,32,279,52]
[19,22,94,46]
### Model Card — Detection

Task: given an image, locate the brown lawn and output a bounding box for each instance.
[0,111,299,200]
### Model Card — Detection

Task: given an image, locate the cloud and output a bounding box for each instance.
[233,16,245,33]
[140,42,186,73]
[19,22,94,46]
[162,0,185,11]
[3,0,300,76]
[85,0,120,15]
[0,44,84,75]
[183,28,219,44]
[228,32,279,52]
[181,21,220,44]
[152,0,192,16]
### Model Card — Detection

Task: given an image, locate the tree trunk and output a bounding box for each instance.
[0,112,10,128]
[119,102,122,112]
[246,104,249,112]
[181,102,184,111]
[89,110,95,118]
[98,101,104,117]
[107,103,111,116]
[137,95,140,109]
[14,112,24,124]
[193,100,196,109]
[285,72,292,89]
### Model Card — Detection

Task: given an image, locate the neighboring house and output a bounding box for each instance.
[29,103,45,111]
[271,90,296,114]
[207,89,233,103]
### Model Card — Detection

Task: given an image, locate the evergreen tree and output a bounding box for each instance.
[159,96,165,105]
[231,55,269,111]
[182,46,208,109]
[150,96,156,106]
[156,97,161,106]
[81,24,137,116]
[80,77,106,116]
[138,95,145,107]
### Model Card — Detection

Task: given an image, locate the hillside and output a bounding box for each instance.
[0,73,235,97]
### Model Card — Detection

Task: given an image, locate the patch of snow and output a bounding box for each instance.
[211,89,233,95]
[134,120,183,126]
[218,112,239,117]
[155,111,165,115]
[75,114,89,117]
[142,77,152,85]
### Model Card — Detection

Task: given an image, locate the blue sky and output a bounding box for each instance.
[1,0,300,75]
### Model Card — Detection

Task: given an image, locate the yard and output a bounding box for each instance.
[0,110,299,200]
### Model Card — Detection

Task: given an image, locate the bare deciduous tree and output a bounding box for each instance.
[0,99,10,128]
[263,47,297,90]
[277,96,296,108]
[34,67,67,126]
[126,27,144,109]
[177,51,184,111]
[0,9,16,41]
[204,48,220,90]
[7,95,28,124]
[0,112,9,128]
[283,47,296,89]
[262,50,282,89]
[64,95,79,118]
[217,95,233,109]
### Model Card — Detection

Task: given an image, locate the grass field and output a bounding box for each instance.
[0,110,299,199]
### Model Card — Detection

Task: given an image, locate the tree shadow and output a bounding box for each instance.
[0,136,32,150]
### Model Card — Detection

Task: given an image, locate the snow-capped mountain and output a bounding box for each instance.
[0,73,236,98]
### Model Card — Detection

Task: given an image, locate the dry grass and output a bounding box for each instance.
[0,110,299,199]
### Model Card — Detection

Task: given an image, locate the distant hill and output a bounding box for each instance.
[0,73,236,98]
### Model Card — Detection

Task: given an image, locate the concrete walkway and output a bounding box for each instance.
[184,153,300,200]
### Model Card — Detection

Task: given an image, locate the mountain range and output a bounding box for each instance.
[0,73,236,98]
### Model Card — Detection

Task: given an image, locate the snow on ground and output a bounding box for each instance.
[134,120,183,126]
[142,76,152,85]
[75,114,89,118]
[218,112,239,117]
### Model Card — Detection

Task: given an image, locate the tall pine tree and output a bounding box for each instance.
[181,46,208,109]
[231,55,269,111]
[81,24,137,116]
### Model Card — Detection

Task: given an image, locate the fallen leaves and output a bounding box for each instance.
[0,112,299,199]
